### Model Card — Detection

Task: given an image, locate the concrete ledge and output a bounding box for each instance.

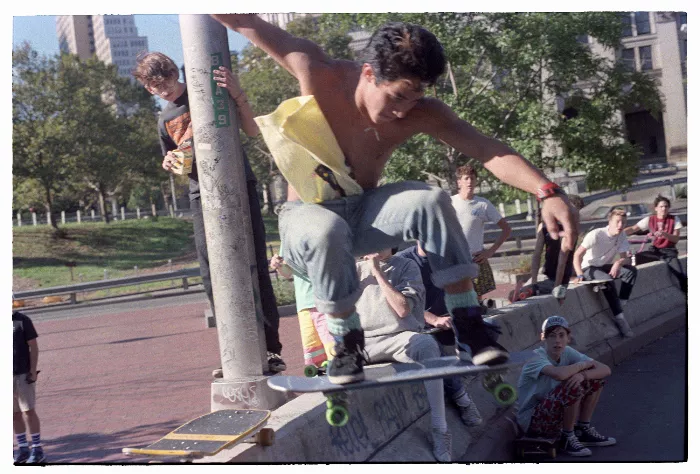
[203,257,686,463]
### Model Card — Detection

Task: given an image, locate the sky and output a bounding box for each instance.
[12,14,251,71]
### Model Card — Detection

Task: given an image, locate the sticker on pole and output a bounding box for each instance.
[210,52,231,128]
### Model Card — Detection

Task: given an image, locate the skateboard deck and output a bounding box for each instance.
[514,435,558,459]
[569,279,610,292]
[122,409,274,461]
[268,352,534,426]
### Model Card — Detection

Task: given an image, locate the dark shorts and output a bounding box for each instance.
[473,261,496,297]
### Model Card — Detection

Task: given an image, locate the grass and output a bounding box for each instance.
[13,215,297,306]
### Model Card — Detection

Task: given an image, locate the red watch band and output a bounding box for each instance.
[536,182,563,202]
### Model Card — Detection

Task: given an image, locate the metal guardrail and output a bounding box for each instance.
[14,267,202,305]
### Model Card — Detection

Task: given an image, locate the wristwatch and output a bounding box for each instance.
[536,182,566,202]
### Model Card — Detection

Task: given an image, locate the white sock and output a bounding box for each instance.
[424,379,448,433]
[615,312,625,319]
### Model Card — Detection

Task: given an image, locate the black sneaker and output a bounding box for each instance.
[452,307,509,366]
[575,425,617,446]
[559,433,592,457]
[27,446,46,464]
[327,329,366,385]
[14,446,30,464]
[267,352,287,373]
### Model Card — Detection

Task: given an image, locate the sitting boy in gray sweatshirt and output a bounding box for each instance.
[355,248,451,462]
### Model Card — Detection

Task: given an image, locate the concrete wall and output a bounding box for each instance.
[206,257,686,463]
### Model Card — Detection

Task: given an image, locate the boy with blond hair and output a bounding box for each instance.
[573,209,637,337]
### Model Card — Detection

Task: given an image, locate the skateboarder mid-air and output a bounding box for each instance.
[212,14,578,384]
[517,316,617,457]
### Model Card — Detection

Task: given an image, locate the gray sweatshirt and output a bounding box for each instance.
[355,255,426,338]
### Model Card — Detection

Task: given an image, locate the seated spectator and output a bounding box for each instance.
[396,243,483,427]
[355,248,451,462]
[624,195,687,295]
[573,209,636,337]
[517,316,616,457]
[527,195,585,298]
[451,164,511,302]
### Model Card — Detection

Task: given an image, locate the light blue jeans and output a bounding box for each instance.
[278,181,478,314]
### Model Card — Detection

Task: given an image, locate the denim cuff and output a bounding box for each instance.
[431,262,479,288]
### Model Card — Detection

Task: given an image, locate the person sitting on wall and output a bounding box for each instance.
[517,316,616,457]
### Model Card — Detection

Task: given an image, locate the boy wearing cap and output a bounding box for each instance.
[517,316,616,457]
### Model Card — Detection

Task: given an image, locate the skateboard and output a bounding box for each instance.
[514,435,558,459]
[268,352,534,427]
[569,279,610,293]
[122,409,274,462]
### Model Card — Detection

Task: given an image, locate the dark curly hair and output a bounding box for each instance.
[361,22,446,88]
[653,195,671,208]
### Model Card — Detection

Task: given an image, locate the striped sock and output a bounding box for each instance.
[326,312,362,343]
[16,433,28,448]
[444,290,479,316]
[30,433,41,448]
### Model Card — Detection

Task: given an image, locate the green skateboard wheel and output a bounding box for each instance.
[326,404,349,427]
[304,365,318,377]
[493,383,517,406]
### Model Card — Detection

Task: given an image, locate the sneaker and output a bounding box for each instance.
[14,446,30,464]
[452,307,509,366]
[559,433,592,457]
[575,425,617,447]
[614,314,634,338]
[326,329,366,385]
[431,428,452,462]
[27,446,46,464]
[267,352,287,373]
[457,401,483,427]
[212,367,223,378]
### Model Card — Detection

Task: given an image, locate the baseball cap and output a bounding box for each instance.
[542,315,570,333]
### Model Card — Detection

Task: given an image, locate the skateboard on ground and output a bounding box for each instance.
[122,409,274,462]
[268,352,534,427]
[569,279,610,293]
[514,435,558,459]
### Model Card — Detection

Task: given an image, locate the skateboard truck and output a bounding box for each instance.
[304,360,329,378]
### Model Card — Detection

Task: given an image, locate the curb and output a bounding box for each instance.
[462,305,686,462]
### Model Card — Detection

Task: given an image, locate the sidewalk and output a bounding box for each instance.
[29,300,307,463]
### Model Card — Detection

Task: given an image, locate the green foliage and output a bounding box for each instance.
[12,43,163,226]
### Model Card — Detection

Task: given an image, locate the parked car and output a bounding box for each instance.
[581,201,649,222]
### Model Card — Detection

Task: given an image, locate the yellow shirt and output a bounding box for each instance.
[255,95,363,203]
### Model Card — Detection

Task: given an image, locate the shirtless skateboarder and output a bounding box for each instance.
[212,15,577,384]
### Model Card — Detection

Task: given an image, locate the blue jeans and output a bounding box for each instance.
[278,181,479,314]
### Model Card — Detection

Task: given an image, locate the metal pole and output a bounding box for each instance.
[180,16,271,394]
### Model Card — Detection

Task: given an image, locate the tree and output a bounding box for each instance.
[13,44,163,226]
[57,54,162,223]
[13,43,78,229]
[323,13,662,197]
